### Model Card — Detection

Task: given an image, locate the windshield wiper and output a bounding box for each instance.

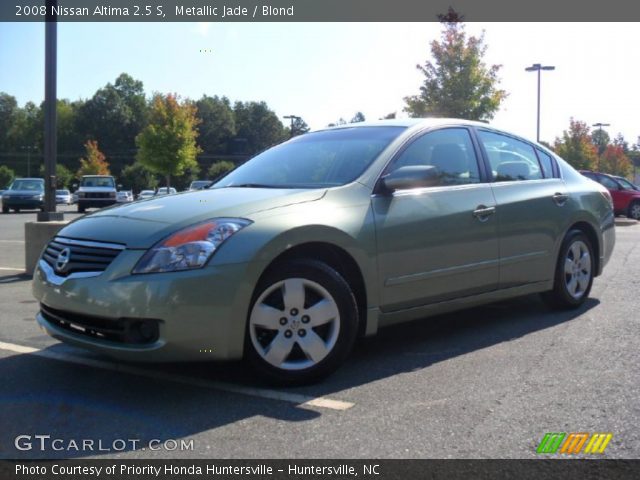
[223,183,282,188]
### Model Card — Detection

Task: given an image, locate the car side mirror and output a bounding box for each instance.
[381,166,439,192]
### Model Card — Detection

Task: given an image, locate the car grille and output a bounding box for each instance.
[84,192,111,199]
[42,236,125,277]
[40,304,160,345]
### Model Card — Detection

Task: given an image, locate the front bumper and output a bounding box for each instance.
[78,198,117,208]
[32,250,256,362]
[2,197,43,209]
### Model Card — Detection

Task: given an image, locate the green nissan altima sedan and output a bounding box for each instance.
[33,119,615,384]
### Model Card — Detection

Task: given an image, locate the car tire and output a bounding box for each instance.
[1,206,8,214]
[627,200,640,221]
[542,229,594,309]
[244,259,359,385]
[78,205,85,213]
[13,208,20,213]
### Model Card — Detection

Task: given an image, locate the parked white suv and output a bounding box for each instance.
[76,175,118,213]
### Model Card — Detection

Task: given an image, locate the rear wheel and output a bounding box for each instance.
[542,230,594,309]
[245,259,358,385]
[1,206,8,214]
[78,205,85,213]
[628,201,640,220]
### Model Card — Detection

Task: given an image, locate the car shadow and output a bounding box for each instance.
[0,273,31,284]
[0,293,598,458]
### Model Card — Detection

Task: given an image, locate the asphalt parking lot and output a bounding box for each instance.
[0,206,638,459]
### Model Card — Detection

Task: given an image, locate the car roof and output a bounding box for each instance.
[314,117,491,132]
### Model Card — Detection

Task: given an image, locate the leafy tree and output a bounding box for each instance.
[39,163,74,189]
[404,9,507,120]
[233,101,287,154]
[208,160,235,180]
[77,140,110,177]
[135,94,201,189]
[591,129,610,156]
[0,165,15,188]
[599,145,633,177]
[554,119,598,171]
[195,95,235,154]
[612,133,629,154]
[77,73,147,154]
[0,93,18,152]
[289,117,310,137]
[380,112,397,120]
[350,112,366,123]
[327,118,347,127]
[119,163,158,194]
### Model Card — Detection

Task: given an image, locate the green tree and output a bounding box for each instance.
[77,140,110,177]
[77,73,147,154]
[208,160,235,180]
[554,119,598,171]
[380,112,397,120]
[233,101,287,154]
[289,116,310,137]
[135,94,201,189]
[120,163,158,194]
[591,129,610,156]
[0,165,15,188]
[404,10,507,120]
[0,93,18,152]
[195,95,236,154]
[39,163,74,189]
[350,112,366,123]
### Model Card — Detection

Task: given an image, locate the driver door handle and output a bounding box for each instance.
[552,192,569,206]
[473,205,496,221]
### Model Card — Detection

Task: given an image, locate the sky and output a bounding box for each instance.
[1,22,639,145]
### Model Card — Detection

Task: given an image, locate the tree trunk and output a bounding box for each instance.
[166,174,171,190]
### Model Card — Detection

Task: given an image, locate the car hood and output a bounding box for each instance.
[57,187,326,248]
[3,189,43,196]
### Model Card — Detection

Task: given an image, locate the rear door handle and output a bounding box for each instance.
[552,192,569,206]
[473,205,496,221]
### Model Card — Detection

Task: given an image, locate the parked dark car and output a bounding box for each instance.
[580,170,640,220]
[1,178,45,213]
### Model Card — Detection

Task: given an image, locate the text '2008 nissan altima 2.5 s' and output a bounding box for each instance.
[33,119,616,384]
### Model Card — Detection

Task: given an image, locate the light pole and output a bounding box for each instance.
[284,115,301,138]
[20,146,37,177]
[525,63,555,143]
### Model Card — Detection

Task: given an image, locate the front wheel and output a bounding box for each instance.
[1,206,8,214]
[542,230,594,309]
[77,205,85,213]
[245,260,359,385]
[628,201,640,221]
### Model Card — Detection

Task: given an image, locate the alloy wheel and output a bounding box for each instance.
[249,278,340,371]
[564,240,592,299]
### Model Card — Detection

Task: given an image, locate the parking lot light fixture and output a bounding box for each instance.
[525,63,555,143]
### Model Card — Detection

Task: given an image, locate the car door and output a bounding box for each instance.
[372,127,499,312]
[475,129,567,289]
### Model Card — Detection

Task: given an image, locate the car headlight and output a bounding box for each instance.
[132,218,251,274]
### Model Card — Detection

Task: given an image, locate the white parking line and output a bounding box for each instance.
[0,267,24,271]
[0,240,25,243]
[0,340,354,411]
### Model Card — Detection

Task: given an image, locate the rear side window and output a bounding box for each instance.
[388,128,481,186]
[478,130,543,182]
[535,149,557,178]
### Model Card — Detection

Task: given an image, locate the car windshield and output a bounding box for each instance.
[80,177,115,188]
[214,126,406,189]
[10,179,43,191]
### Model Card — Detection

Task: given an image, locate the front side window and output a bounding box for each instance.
[599,175,619,190]
[616,178,637,190]
[388,128,481,186]
[478,130,543,182]
[215,126,406,189]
